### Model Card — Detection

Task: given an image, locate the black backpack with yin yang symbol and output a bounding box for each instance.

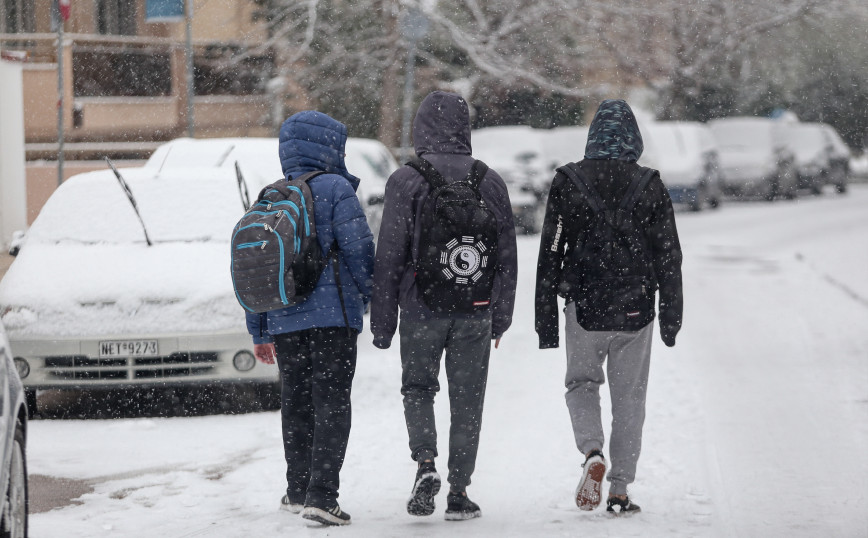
[407,157,499,314]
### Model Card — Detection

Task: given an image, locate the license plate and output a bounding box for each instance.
[99,340,159,357]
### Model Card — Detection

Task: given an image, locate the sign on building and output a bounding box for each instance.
[146,0,186,22]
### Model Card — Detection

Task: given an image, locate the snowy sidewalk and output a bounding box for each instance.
[26,186,868,537]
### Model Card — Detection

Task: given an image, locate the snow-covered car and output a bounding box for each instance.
[342,137,397,240]
[820,123,851,193]
[144,136,395,240]
[779,122,832,195]
[0,167,279,415]
[0,321,27,538]
[472,126,553,234]
[641,121,723,211]
[544,126,589,169]
[709,117,798,200]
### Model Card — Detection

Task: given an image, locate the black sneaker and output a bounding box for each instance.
[606,496,641,516]
[302,505,352,526]
[576,449,606,511]
[444,491,481,521]
[280,494,303,514]
[407,461,441,516]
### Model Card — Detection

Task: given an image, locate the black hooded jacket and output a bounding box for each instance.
[370,91,518,349]
[535,100,683,348]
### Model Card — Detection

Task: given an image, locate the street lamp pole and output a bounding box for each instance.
[185,0,194,137]
[399,8,428,161]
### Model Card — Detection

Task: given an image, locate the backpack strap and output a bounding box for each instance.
[294,170,326,184]
[466,160,489,191]
[556,163,606,214]
[257,170,326,201]
[406,157,447,190]
[619,168,657,212]
[407,158,489,193]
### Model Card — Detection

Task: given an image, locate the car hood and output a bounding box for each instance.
[0,242,246,339]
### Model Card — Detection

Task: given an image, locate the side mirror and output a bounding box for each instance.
[8,230,26,257]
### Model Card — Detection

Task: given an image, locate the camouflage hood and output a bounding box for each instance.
[584,99,644,162]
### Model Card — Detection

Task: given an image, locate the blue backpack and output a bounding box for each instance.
[231,171,328,313]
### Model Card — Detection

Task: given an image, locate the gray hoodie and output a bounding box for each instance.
[370,91,518,349]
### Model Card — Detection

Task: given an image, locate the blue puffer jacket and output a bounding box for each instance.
[246,111,375,343]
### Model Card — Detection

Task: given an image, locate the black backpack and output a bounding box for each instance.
[557,163,658,331]
[407,157,499,314]
[231,171,329,313]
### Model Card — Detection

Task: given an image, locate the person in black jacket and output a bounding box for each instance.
[535,99,682,515]
[372,91,518,521]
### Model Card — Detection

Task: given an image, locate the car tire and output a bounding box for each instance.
[1,421,28,538]
[764,178,778,201]
[23,391,36,420]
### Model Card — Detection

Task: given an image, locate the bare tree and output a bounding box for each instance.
[251,0,861,142]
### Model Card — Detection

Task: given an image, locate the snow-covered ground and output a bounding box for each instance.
[28,186,868,537]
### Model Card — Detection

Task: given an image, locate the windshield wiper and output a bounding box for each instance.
[235,161,251,211]
[105,157,153,246]
[216,144,236,167]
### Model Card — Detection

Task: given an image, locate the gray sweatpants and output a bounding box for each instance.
[564,302,653,496]
[399,315,492,491]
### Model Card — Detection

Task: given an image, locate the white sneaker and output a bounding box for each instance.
[302,505,352,526]
[575,450,606,510]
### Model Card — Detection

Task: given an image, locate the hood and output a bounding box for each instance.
[413,91,472,157]
[279,110,360,191]
[584,99,644,162]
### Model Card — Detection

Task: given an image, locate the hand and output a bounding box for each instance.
[661,329,677,348]
[253,343,276,364]
[494,337,501,349]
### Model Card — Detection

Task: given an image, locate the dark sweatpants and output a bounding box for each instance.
[274,327,357,509]
[399,316,492,491]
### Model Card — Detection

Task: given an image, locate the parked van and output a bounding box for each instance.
[641,121,723,211]
[709,117,797,200]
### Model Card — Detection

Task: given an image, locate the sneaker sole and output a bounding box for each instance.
[407,471,441,516]
[444,509,481,521]
[301,507,351,526]
[576,456,606,510]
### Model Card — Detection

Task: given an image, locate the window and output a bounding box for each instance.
[1,0,35,33]
[73,49,172,97]
[96,0,137,36]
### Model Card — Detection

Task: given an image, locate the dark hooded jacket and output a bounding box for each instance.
[245,111,374,342]
[370,91,518,349]
[535,99,683,348]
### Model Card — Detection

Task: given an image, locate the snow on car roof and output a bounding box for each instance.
[145,137,397,195]
[472,126,555,186]
[780,123,830,165]
[709,117,781,154]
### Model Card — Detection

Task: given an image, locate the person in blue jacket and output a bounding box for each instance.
[247,110,374,526]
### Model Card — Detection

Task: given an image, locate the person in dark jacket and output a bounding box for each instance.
[535,99,683,515]
[371,91,517,521]
[247,110,374,527]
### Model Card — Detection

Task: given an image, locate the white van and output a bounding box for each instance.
[709,117,798,200]
[641,121,723,210]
